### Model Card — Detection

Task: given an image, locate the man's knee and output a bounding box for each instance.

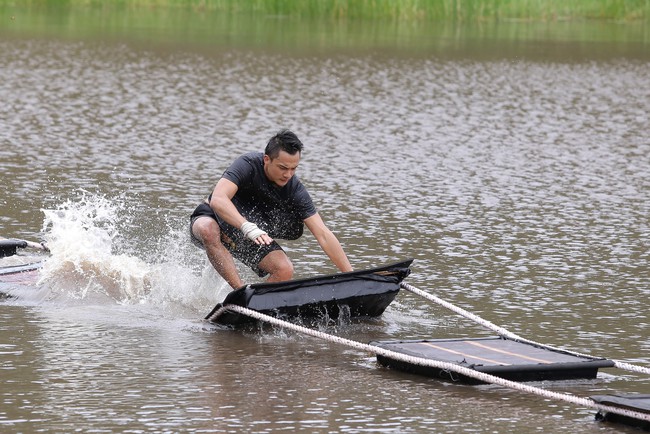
[192,217,221,247]
[261,252,294,281]
[273,260,294,281]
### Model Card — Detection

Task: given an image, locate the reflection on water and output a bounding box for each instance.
[1,5,649,60]
[1,14,649,433]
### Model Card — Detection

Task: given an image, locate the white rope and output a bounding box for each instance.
[213,304,650,424]
[400,282,650,376]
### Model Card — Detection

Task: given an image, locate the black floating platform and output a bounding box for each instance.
[592,394,650,431]
[206,259,413,326]
[370,337,615,384]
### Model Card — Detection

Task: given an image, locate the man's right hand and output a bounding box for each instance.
[240,221,273,245]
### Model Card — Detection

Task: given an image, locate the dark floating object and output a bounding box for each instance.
[206,259,413,326]
[0,239,28,258]
[592,394,650,431]
[369,337,615,384]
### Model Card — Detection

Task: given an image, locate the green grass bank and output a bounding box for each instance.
[4,0,649,22]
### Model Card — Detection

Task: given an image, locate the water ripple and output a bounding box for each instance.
[1,39,649,432]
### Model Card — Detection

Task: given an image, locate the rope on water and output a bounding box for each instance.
[400,282,650,376]
[212,304,650,423]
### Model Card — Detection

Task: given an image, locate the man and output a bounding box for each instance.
[190,129,353,290]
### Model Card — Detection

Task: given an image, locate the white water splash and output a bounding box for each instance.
[37,193,229,312]
[38,193,151,302]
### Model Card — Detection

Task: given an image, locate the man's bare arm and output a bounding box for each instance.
[304,213,352,272]
[210,178,273,245]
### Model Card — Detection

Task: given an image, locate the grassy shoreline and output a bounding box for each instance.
[4,0,649,22]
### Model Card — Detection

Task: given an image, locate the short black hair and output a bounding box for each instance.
[265,129,303,159]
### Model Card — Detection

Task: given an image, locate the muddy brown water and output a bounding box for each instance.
[1,11,649,433]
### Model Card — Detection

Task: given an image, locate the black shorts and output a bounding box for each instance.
[189,202,283,278]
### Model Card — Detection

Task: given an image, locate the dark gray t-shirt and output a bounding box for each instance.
[217,152,317,240]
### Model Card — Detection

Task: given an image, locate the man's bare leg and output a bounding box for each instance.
[191,217,244,290]
[258,250,294,282]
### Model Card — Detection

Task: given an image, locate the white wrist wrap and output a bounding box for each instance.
[240,221,267,241]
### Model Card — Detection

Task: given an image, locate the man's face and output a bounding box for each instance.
[263,150,300,187]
